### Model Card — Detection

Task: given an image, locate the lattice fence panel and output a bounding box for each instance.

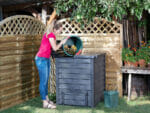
[57,18,123,95]
[59,18,121,35]
[0,15,45,37]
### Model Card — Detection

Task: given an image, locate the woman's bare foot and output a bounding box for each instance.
[46,95,55,105]
[43,101,56,109]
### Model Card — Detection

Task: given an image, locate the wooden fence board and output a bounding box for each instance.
[57,18,123,95]
[0,16,123,110]
[0,49,38,56]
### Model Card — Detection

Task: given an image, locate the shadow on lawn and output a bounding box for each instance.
[101,97,150,113]
[56,98,150,113]
[1,97,150,113]
[99,98,150,113]
[0,97,42,113]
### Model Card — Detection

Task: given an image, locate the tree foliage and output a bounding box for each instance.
[55,0,150,23]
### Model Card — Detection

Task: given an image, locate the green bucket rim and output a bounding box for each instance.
[62,36,83,56]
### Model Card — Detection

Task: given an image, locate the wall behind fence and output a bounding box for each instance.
[0,15,45,110]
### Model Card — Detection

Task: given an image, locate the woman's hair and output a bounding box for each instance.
[54,21,62,30]
[45,20,62,36]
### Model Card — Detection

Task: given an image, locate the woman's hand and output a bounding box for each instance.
[49,37,70,51]
[62,37,69,44]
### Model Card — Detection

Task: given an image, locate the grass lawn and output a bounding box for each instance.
[1,96,150,113]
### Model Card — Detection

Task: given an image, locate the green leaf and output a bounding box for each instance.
[54,0,148,25]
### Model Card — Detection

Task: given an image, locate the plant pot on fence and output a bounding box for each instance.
[138,59,146,68]
[104,91,118,108]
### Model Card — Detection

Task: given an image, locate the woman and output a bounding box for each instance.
[35,20,68,109]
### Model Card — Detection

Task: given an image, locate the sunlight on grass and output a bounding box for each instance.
[18,106,31,110]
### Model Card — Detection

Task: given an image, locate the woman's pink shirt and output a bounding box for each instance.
[36,32,56,58]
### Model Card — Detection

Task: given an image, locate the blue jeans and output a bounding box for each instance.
[35,56,50,100]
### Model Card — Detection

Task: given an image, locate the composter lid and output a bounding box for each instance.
[55,53,105,59]
[73,54,105,59]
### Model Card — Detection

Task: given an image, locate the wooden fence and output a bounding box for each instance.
[56,18,123,95]
[0,15,45,110]
[0,15,123,110]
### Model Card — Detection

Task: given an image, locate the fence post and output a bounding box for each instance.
[0,7,3,21]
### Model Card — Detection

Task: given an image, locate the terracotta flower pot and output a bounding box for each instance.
[124,61,131,67]
[131,61,138,67]
[138,59,146,68]
[124,61,138,67]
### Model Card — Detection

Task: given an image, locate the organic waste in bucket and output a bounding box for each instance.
[63,36,83,56]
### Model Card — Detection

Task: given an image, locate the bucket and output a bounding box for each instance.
[104,91,118,108]
[63,36,83,56]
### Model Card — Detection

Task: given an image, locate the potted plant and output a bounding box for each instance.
[136,45,149,68]
[145,41,150,68]
[147,58,150,69]
[122,47,138,67]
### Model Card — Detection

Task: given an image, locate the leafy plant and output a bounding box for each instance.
[136,41,150,64]
[122,47,136,62]
[146,41,150,63]
[49,93,56,103]
[54,0,150,24]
